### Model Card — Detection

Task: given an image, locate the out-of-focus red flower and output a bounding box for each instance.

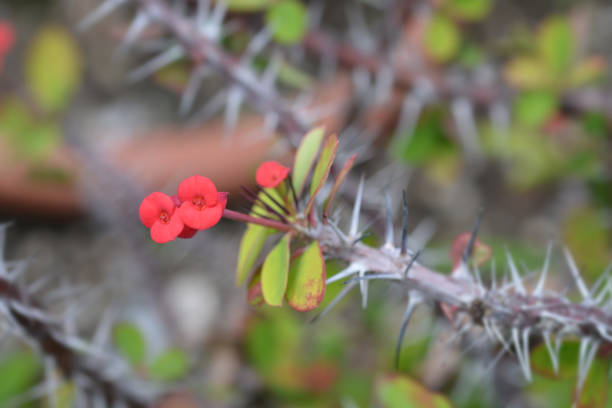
[139,192,184,243]
[255,161,290,188]
[177,175,227,230]
[0,22,15,73]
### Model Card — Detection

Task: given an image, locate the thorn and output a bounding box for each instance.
[506,249,526,295]
[197,0,211,25]
[311,282,357,323]
[179,65,211,116]
[326,264,361,285]
[127,45,184,83]
[224,86,244,133]
[328,221,349,244]
[512,327,532,381]
[563,247,591,302]
[359,270,368,308]
[192,89,227,122]
[490,259,497,291]
[210,0,227,27]
[77,0,129,31]
[534,242,553,296]
[242,28,271,62]
[384,190,393,248]
[404,250,421,279]
[577,338,599,393]
[349,175,365,237]
[343,274,401,284]
[543,331,559,375]
[400,190,408,255]
[116,11,149,57]
[463,207,484,264]
[395,293,422,370]
[407,218,436,250]
[591,263,612,303]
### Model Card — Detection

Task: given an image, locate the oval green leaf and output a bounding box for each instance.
[424,14,460,63]
[236,223,271,286]
[265,0,308,45]
[515,91,557,128]
[286,241,326,312]
[26,25,82,114]
[306,133,338,214]
[261,233,291,306]
[378,375,453,408]
[112,322,146,366]
[149,348,189,381]
[293,127,325,197]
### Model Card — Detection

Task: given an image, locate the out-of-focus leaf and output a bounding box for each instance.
[236,223,272,286]
[574,358,608,408]
[504,57,550,89]
[569,57,607,87]
[277,62,313,89]
[424,14,460,63]
[286,242,326,312]
[449,232,492,268]
[306,134,338,214]
[265,0,307,45]
[515,91,557,128]
[457,42,484,67]
[446,0,492,21]
[581,112,608,140]
[261,233,291,306]
[377,375,453,408]
[563,206,611,282]
[227,0,275,11]
[537,16,573,75]
[293,127,325,196]
[113,322,146,366]
[47,382,75,408]
[26,25,82,114]
[0,350,41,402]
[0,97,61,160]
[391,109,455,165]
[149,348,189,381]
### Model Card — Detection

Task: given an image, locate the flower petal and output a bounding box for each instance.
[177,175,218,206]
[178,225,197,239]
[178,192,227,230]
[139,192,175,228]
[150,213,184,243]
[255,161,290,188]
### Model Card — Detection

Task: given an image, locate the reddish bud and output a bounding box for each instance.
[255,161,290,188]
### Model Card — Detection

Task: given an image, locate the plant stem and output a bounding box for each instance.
[223,209,293,232]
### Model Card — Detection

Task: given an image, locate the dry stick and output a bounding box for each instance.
[0,277,154,408]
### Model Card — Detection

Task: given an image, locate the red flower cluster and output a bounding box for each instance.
[139,175,227,243]
[256,161,290,188]
[0,22,15,74]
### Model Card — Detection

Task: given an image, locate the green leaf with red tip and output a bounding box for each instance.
[449,232,492,269]
[378,375,453,408]
[247,267,265,306]
[293,127,325,197]
[306,134,338,214]
[236,223,272,286]
[323,153,357,219]
[286,242,326,312]
[261,233,291,306]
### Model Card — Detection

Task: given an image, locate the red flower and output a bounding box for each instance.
[177,175,227,230]
[0,22,15,73]
[139,192,184,243]
[255,161,290,188]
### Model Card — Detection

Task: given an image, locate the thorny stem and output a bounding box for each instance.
[0,275,154,407]
[134,0,309,146]
[306,222,612,345]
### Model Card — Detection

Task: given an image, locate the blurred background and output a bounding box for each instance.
[0,0,611,406]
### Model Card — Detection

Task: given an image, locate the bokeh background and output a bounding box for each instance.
[0,0,611,406]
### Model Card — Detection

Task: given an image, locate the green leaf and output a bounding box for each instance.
[0,350,41,402]
[112,322,146,366]
[576,358,608,408]
[236,223,272,286]
[286,242,326,311]
[149,348,189,381]
[504,57,550,90]
[265,0,308,45]
[26,25,82,114]
[538,16,573,75]
[247,268,265,306]
[261,233,291,306]
[227,0,275,11]
[306,133,338,214]
[293,127,325,196]
[378,375,453,408]
[424,14,460,63]
[446,0,492,21]
[515,91,557,128]
[391,109,455,164]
